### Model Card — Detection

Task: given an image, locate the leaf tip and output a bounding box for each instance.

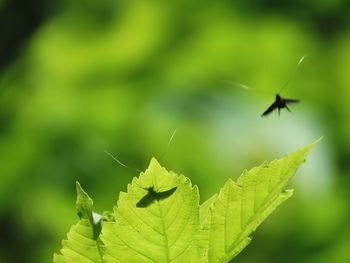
[146,157,165,175]
[75,181,93,219]
[76,181,83,195]
[311,137,323,146]
[294,137,322,159]
[76,181,91,202]
[149,157,161,167]
[306,137,322,150]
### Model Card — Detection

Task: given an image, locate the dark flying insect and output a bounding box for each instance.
[261,55,306,117]
[261,94,300,117]
[136,186,177,208]
[227,55,306,117]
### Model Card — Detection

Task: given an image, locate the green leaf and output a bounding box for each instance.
[54,182,104,263]
[101,158,201,263]
[201,140,319,263]
[53,140,319,262]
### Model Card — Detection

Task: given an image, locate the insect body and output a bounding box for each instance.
[136,186,177,208]
[261,94,300,117]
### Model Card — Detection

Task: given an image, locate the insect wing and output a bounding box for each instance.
[261,102,277,116]
[156,187,177,201]
[284,98,300,104]
[136,192,155,208]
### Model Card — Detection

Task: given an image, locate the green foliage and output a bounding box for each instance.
[102,158,200,262]
[201,140,316,262]
[54,141,317,262]
[54,182,104,263]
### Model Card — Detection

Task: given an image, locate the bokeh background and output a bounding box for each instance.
[1,0,350,262]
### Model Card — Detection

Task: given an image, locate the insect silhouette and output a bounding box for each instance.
[261,94,300,117]
[136,186,177,208]
[227,55,306,117]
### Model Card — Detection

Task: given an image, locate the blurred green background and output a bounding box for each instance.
[0,0,350,262]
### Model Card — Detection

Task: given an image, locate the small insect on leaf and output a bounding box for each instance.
[136,186,178,208]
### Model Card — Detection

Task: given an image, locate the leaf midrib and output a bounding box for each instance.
[157,200,170,262]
